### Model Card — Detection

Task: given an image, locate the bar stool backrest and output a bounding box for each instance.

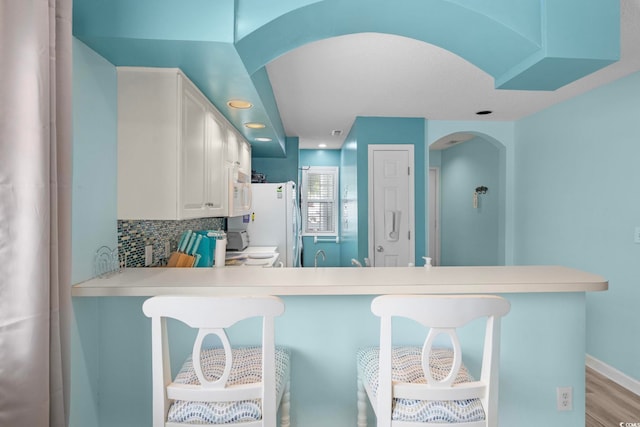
[142,295,285,427]
[371,294,511,427]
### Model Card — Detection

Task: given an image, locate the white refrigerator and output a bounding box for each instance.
[228,181,302,267]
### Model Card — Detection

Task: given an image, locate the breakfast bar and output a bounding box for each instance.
[72,266,607,427]
[72,265,606,296]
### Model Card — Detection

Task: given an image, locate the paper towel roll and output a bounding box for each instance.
[214,237,227,268]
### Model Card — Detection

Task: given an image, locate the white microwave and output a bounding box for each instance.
[229,167,252,217]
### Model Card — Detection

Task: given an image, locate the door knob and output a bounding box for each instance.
[376,245,384,252]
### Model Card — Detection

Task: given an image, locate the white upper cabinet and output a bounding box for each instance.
[204,110,228,216]
[117,67,247,220]
[225,126,252,177]
[180,81,209,218]
[225,127,239,167]
[239,139,252,176]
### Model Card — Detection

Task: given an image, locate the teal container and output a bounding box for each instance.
[193,231,216,267]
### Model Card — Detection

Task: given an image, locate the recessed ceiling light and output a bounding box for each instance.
[227,100,253,109]
[255,137,272,142]
[318,143,327,148]
[475,110,492,115]
[244,122,266,129]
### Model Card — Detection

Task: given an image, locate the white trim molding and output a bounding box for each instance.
[586,354,640,396]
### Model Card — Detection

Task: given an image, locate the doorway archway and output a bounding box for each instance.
[429,131,508,265]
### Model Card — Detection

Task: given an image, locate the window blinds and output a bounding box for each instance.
[302,167,338,235]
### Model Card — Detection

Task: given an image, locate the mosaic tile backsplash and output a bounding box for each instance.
[118,217,225,267]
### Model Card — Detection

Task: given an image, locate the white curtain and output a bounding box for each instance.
[0,1,72,426]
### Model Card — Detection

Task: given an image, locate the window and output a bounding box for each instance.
[301,166,339,236]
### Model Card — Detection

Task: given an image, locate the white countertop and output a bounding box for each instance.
[225,246,280,267]
[71,265,608,297]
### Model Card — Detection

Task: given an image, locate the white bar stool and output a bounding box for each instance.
[143,295,290,427]
[357,294,510,427]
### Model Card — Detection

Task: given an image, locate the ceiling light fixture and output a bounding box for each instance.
[318,143,327,148]
[244,122,266,129]
[227,99,253,109]
[255,137,272,142]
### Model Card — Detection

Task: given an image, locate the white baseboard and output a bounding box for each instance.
[586,354,640,396]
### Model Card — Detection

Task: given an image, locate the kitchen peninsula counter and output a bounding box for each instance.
[72,265,607,297]
[73,265,607,427]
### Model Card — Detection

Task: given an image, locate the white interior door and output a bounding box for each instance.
[428,167,440,266]
[368,145,414,266]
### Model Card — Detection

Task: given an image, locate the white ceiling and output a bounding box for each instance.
[266,0,640,150]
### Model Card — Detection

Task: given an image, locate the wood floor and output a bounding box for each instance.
[586,366,640,426]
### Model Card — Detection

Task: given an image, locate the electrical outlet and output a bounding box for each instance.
[145,245,153,266]
[165,241,171,257]
[556,386,572,411]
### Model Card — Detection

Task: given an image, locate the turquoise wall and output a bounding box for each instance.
[70,38,118,427]
[427,121,516,265]
[428,149,441,168]
[299,149,342,267]
[251,136,300,183]
[514,71,640,380]
[340,136,359,267]
[353,117,427,266]
[299,149,341,166]
[440,138,500,265]
[72,38,118,283]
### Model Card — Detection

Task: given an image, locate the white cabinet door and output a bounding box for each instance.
[118,68,180,220]
[238,139,252,176]
[180,81,209,218]
[204,110,227,217]
[225,127,239,167]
